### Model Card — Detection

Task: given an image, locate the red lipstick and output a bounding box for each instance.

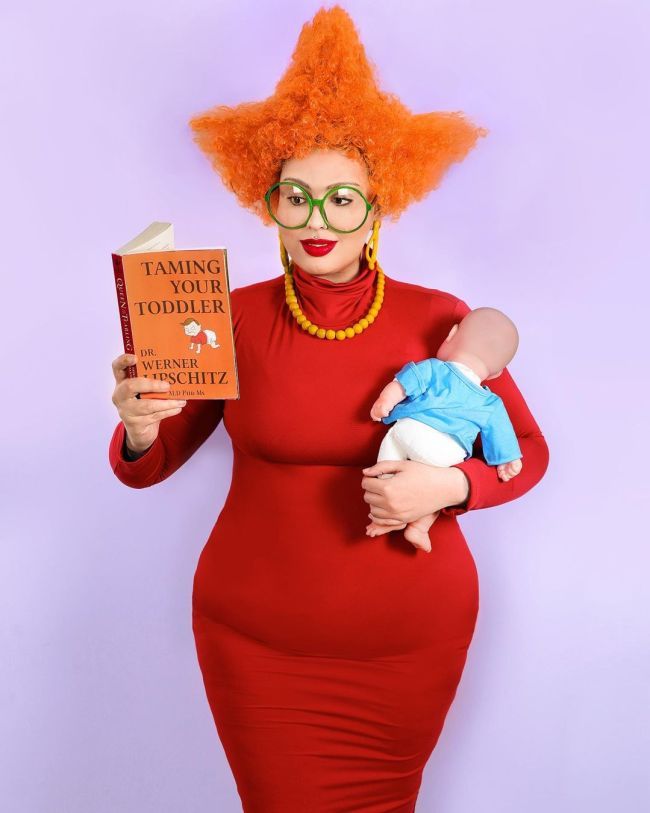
[300,239,337,257]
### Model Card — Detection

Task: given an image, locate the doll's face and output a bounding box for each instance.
[277,148,379,283]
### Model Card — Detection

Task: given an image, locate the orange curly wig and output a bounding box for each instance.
[188,4,488,225]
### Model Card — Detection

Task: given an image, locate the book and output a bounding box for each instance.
[111,221,239,400]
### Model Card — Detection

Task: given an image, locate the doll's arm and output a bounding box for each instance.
[440,298,549,516]
[370,359,435,421]
[370,379,406,420]
[393,359,433,398]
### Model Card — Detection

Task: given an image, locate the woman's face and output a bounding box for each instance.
[276,148,379,283]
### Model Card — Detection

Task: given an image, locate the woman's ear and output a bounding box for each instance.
[368,191,381,220]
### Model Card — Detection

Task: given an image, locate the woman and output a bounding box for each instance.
[109,7,549,811]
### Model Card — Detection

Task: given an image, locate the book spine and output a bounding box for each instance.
[223,247,239,397]
[111,253,137,380]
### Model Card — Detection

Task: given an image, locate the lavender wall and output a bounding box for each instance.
[3,1,648,810]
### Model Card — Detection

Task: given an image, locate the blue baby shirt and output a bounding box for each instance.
[381,358,522,466]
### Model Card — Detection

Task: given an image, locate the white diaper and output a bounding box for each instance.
[377,417,467,467]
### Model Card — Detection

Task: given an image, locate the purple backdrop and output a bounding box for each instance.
[2,1,648,810]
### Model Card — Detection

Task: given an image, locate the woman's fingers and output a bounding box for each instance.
[362,476,401,520]
[123,376,172,399]
[117,397,187,427]
[131,399,187,417]
[360,473,396,495]
[111,361,186,427]
[112,376,172,408]
[111,354,173,400]
[368,512,403,525]
[148,406,185,421]
[365,498,401,520]
[111,353,138,384]
[111,354,188,455]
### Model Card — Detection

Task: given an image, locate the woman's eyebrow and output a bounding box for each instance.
[281,177,362,190]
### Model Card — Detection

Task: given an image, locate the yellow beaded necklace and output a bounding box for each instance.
[279,220,384,340]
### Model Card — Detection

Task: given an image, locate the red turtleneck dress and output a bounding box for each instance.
[108,251,549,813]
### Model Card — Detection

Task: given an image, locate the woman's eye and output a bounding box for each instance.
[288,195,306,205]
[332,196,351,206]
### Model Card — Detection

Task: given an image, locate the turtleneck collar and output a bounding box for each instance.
[290,245,378,330]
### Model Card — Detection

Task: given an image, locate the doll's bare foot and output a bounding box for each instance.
[403,514,436,552]
[366,520,407,537]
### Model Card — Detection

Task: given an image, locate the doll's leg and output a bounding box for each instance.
[376,424,404,463]
[395,418,467,467]
[366,426,409,537]
[402,513,436,552]
[390,419,467,552]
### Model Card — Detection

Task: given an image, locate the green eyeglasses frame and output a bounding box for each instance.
[264,180,376,234]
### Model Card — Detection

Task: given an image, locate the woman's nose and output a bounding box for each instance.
[306,204,327,230]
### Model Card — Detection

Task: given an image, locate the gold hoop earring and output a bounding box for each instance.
[278,233,290,274]
[365,220,381,270]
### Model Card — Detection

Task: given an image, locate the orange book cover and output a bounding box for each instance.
[111,221,239,401]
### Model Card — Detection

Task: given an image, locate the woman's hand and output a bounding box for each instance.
[111,353,188,455]
[360,459,469,527]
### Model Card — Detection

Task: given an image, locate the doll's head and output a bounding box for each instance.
[436,307,519,382]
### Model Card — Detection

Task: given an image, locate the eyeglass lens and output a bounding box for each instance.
[267,183,368,231]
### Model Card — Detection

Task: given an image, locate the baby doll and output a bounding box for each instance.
[368,306,523,552]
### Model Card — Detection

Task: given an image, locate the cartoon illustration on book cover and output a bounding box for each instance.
[181,318,221,354]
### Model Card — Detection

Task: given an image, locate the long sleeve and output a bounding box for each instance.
[108,398,225,489]
[440,297,550,517]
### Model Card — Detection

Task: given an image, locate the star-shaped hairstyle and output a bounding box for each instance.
[188,4,488,225]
